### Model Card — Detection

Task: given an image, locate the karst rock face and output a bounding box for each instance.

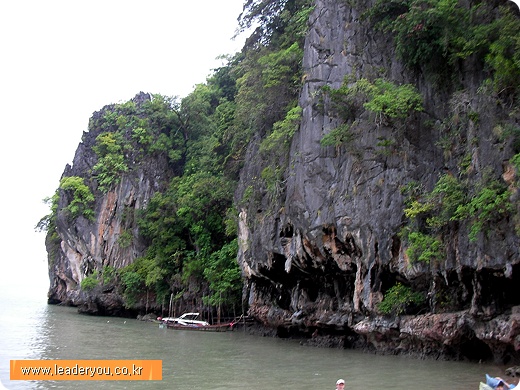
[47,92,173,316]
[46,0,520,363]
[235,0,520,363]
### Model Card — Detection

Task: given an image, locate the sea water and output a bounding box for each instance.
[0,267,512,390]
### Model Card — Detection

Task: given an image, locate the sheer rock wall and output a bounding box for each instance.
[47,93,171,316]
[236,0,520,363]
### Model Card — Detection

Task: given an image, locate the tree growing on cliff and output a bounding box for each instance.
[92,132,128,193]
[378,282,425,315]
[58,176,95,220]
[320,77,423,147]
[125,0,316,310]
[367,0,520,99]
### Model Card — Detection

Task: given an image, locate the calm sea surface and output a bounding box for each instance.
[0,282,511,390]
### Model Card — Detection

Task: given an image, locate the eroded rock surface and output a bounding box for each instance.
[235,0,520,363]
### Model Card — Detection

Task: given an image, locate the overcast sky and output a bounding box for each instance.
[0,0,247,294]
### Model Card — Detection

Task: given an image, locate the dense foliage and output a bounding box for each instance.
[367,0,520,97]
[378,282,425,315]
[402,172,513,264]
[40,0,314,317]
[320,77,423,147]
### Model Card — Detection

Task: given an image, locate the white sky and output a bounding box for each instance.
[0,0,247,293]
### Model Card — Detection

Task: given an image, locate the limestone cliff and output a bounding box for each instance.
[45,0,520,364]
[47,92,174,315]
[235,0,520,363]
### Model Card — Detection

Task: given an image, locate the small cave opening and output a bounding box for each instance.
[279,224,294,238]
[459,337,494,362]
[343,232,362,258]
[370,263,396,296]
[276,288,292,311]
[299,279,320,302]
[276,325,317,340]
[331,271,357,305]
[343,328,365,349]
[322,225,362,259]
[504,263,520,307]
[276,325,290,338]
[378,269,398,293]
[477,264,520,312]
[370,265,382,292]
[391,234,400,259]
[260,253,297,285]
[439,268,474,311]
[501,345,520,365]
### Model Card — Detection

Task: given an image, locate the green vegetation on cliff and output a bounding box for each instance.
[115,0,315,313]
[367,0,520,96]
[40,0,315,315]
[363,0,520,268]
[41,0,519,324]
[320,77,424,147]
